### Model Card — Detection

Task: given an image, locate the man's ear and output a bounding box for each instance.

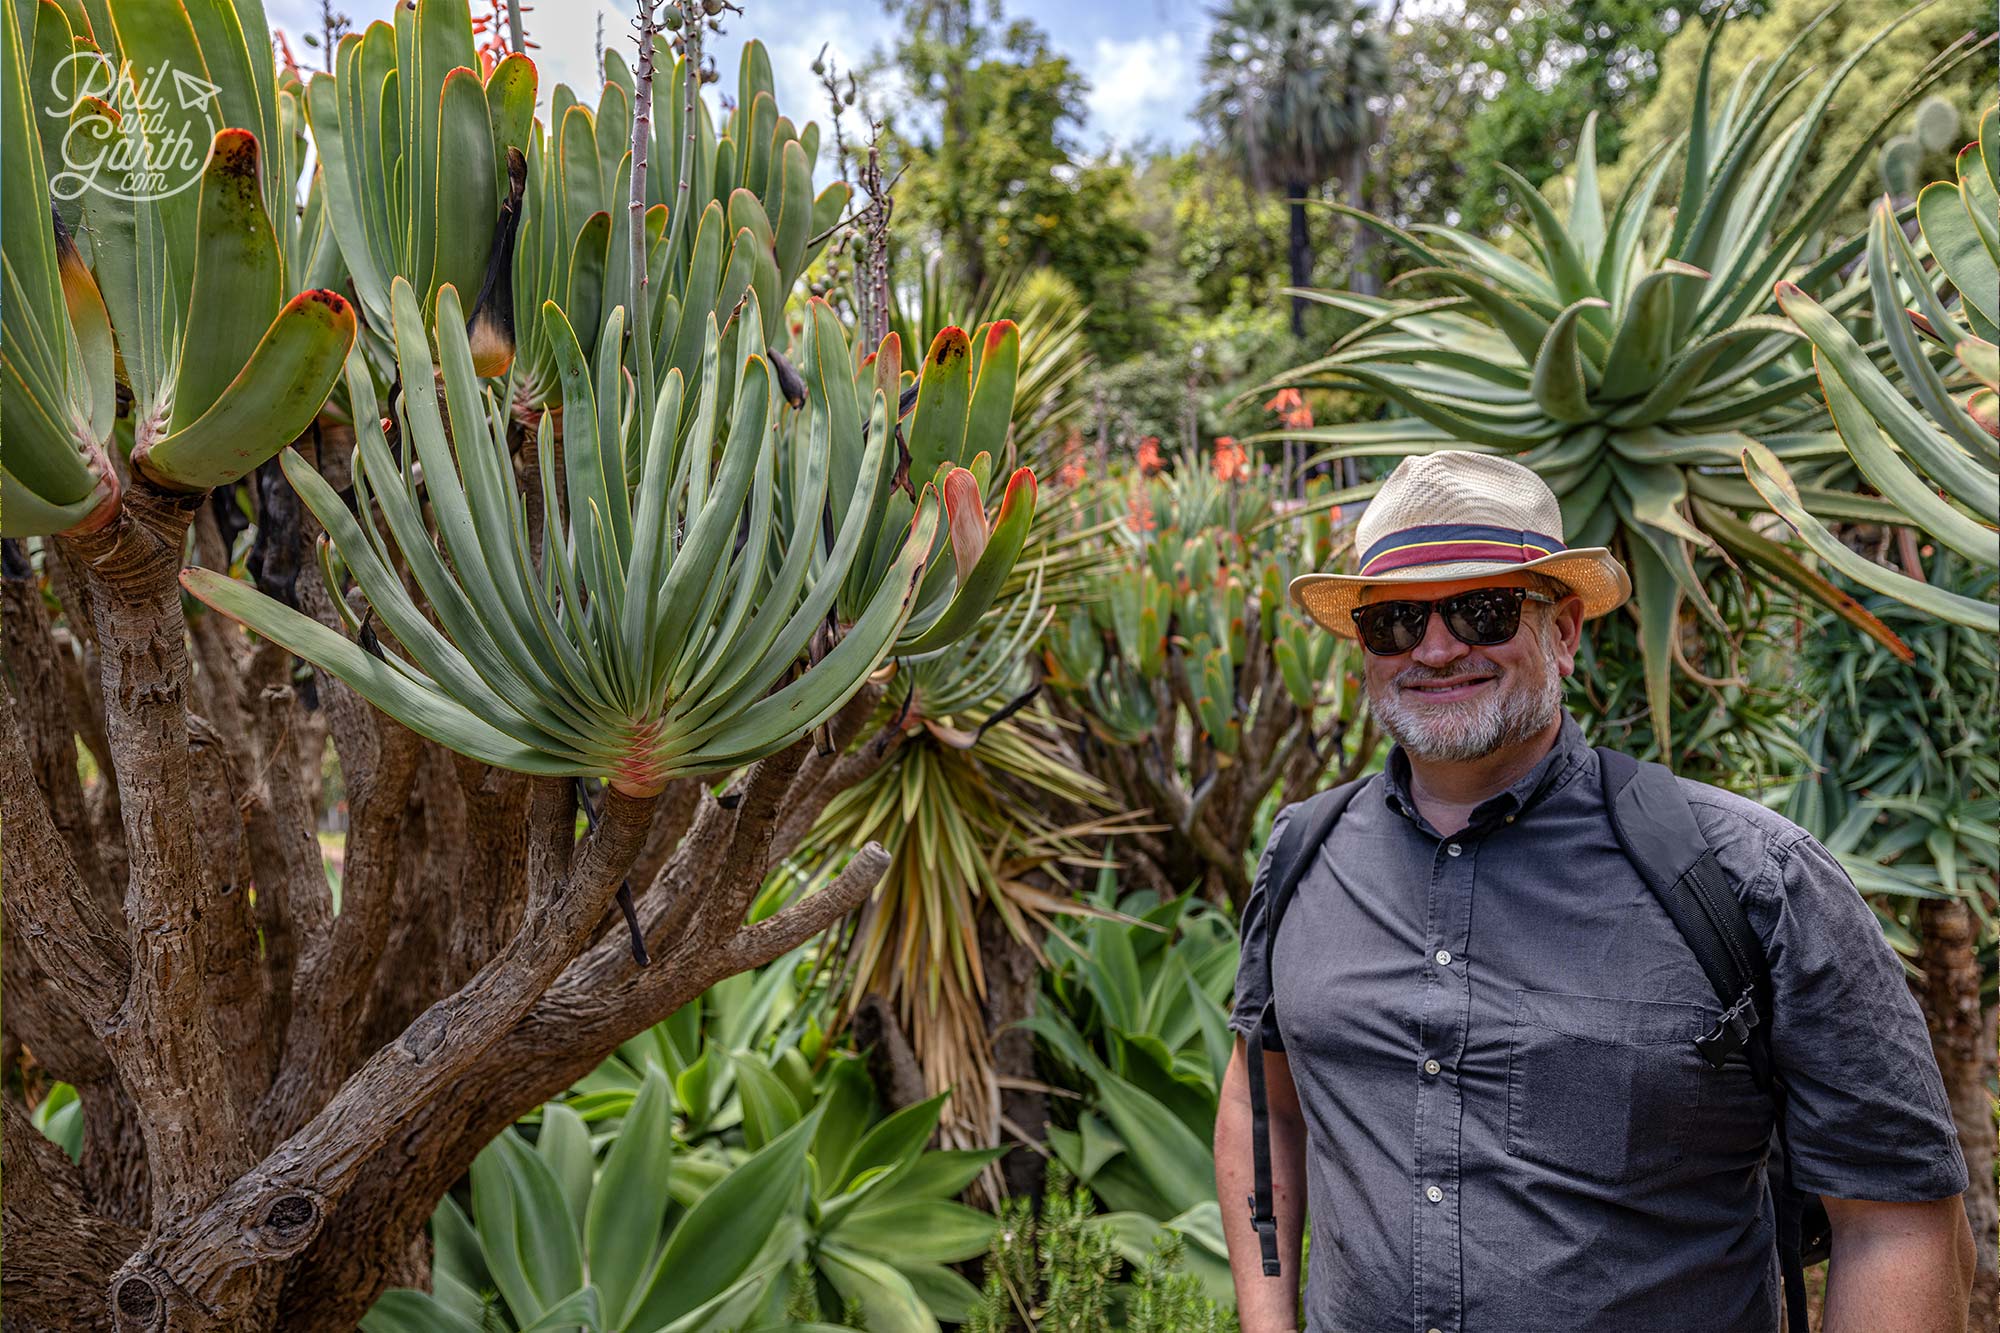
[1553,597,1585,679]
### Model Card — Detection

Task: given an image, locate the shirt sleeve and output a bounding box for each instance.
[1756,834,1969,1201]
[1228,802,1297,1052]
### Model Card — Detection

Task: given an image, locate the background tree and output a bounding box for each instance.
[1379,1,1752,237]
[880,0,1152,358]
[1198,0,1387,331]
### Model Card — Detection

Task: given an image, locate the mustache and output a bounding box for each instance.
[1391,659,1503,688]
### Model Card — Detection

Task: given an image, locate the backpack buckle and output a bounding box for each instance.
[1247,1195,1281,1276]
[1694,987,1760,1070]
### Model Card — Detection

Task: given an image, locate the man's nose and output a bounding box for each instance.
[1411,610,1470,667]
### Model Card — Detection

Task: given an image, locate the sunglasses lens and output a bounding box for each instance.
[1354,601,1429,654]
[1441,589,1524,646]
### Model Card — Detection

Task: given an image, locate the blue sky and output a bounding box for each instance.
[269,0,1219,154]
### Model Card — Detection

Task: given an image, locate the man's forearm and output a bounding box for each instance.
[1216,1057,1309,1332]
[1822,1196,1976,1333]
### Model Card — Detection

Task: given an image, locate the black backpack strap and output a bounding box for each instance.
[1597,748,1816,1333]
[1245,780,1364,1278]
[1596,748,1765,1071]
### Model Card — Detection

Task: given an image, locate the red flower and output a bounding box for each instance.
[1136,437,1164,475]
[1212,435,1248,483]
[1265,387,1313,431]
[1127,489,1156,533]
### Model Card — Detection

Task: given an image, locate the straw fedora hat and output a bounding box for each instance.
[1290,451,1631,637]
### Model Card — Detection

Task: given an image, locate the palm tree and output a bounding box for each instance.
[1198,0,1388,336]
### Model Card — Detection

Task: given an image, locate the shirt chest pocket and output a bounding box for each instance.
[1504,989,1710,1185]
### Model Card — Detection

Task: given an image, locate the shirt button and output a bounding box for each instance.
[1424,1058,1441,1075]
[1446,842,1463,856]
[1434,949,1452,966]
[1426,1185,1444,1204]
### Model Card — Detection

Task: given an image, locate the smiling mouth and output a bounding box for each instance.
[1400,673,1497,701]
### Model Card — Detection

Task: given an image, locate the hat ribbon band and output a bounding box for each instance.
[1358,524,1566,577]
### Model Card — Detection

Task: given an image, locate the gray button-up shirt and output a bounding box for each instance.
[1229,715,1966,1333]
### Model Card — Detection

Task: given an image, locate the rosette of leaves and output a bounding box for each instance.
[1746,104,1999,635]
[181,272,1032,793]
[1253,5,1985,745]
[305,0,537,358]
[823,311,1041,657]
[509,39,850,410]
[2,0,355,534]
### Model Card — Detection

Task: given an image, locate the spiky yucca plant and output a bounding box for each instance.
[797,579,1132,1163]
[1255,4,1986,744]
[1747,103,1999,633]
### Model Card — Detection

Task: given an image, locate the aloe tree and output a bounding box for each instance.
[0,3,1034,1329]
[1744,104,1999,633]
[1040,452,1374,907]
[1252,4,1986,749]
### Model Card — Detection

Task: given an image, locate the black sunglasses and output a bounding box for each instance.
[1350,587,1557,656]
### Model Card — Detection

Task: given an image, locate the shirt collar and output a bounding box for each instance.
[1382,712,1589,830]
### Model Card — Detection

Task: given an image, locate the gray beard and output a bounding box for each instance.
[1366,618,1565,762]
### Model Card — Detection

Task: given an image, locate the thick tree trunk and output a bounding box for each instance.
[1347,133,1378,297]
[1914,897,1997,1325]
[4,522,896,1333]
[1286,187,1311,341]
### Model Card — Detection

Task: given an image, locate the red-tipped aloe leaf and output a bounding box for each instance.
[897,467,1038,655]
[138,290,356,491]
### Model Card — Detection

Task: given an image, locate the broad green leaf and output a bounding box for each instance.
[624,1108,819,1330]
[586,1064,675,1326]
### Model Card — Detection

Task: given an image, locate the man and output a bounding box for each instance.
[1214,452,1975,1333]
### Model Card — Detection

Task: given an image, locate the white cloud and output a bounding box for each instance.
[1082,31,1199,150]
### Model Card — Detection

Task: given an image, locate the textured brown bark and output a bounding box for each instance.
[61,486,252,1229]
[3,1096,142,1331]
[2,547,113,901]
[1915,897,1997,1327]
[980,904,1050,1200]
[4,425,906,1331]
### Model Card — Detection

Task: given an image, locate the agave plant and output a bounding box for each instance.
[305,0,536,357]
[2,0,355,533]
[364,1013,1001,1331]
[1745,103,2000,634]
[1253,5,1985,743]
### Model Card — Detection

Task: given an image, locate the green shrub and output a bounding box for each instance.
[967,1159,1239,1333]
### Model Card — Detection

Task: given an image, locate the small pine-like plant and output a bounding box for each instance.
[968,1156,1238,1332]
[783,1259,820,1323]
